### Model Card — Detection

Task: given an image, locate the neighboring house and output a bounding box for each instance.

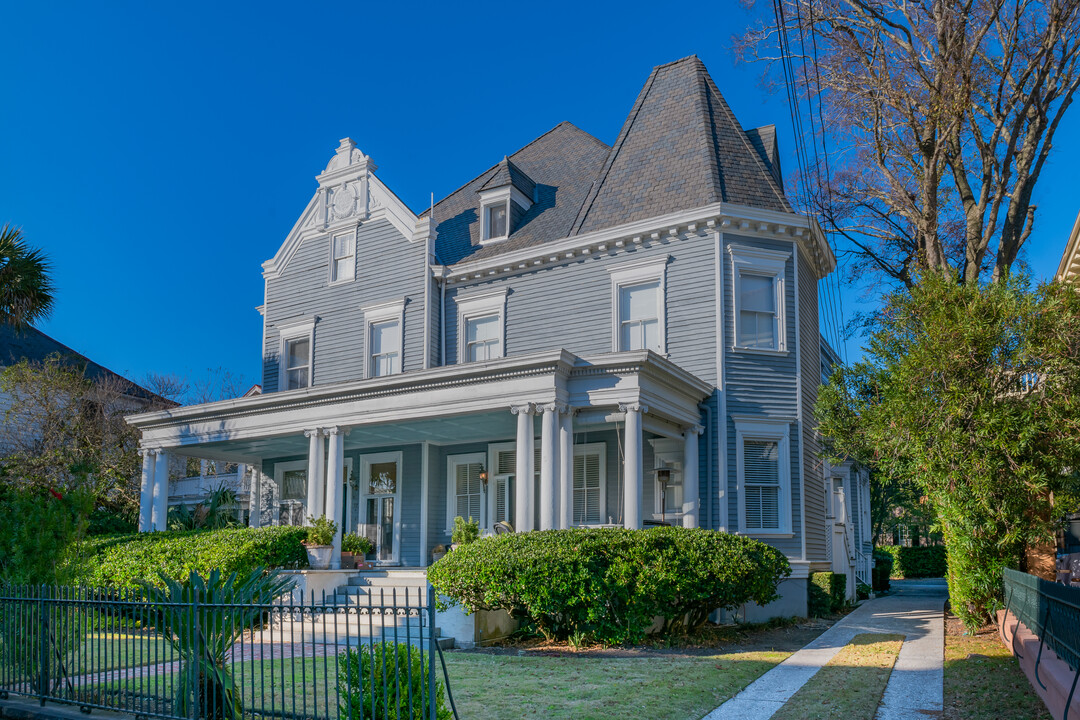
[0,322,166,455]
[1057,209,1080,283]
[820,340,873,596]
[128,55,840,617]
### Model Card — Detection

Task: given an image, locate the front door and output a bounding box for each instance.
[360,452,402,564]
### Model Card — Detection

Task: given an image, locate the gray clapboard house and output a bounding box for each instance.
[128,55,850,616]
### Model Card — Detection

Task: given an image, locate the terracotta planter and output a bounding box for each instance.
[304,544,333,569]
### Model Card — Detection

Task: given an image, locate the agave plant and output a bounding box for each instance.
[140,568,295,720]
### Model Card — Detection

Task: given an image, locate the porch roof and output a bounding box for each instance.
[126,349,713,459]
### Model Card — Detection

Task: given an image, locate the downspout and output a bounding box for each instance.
[421,221,432,370]
[439,275,446,367]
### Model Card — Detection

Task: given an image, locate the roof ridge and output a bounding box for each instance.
[569,64,662,235]
[692,58,725,204]
[420,122,608,218]
[700,71,792,212]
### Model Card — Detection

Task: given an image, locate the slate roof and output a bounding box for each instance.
[0,323,167,403]
[424,122,611,266]
[427,55,791,266]
[478,156,537,200]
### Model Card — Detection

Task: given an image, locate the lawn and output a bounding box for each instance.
[444,650,789,720]
[771,633,903,720]
[942,617,1049,720]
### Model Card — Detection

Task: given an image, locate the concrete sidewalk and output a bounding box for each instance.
[704,578,948,720]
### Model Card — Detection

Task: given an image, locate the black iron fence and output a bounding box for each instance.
[1002,567,1080,718]
[0,583,456,720]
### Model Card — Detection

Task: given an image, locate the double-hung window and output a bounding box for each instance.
[361,299,405,379]
[456,290,507,364]
[465,315,500,361]
[277,318,316,391]
[729,245,790,352]
[330,232,355,283]
[735,418,792,534]
[609,256,669,354]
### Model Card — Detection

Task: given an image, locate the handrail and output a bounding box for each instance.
[1003,568,1080,720]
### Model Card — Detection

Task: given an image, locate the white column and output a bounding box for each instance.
[152,450,170,531]
[539,403,559,531]
[512,404,535,532]
[305,429,324,525]
[249,465,263,528]
[621,403,646,529]
[420,442,430,564]
[559,408,574,529]
[682,425,703,528]
[325,427,345,568]
[138,449,155,532]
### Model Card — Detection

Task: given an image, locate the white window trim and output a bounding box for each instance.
[456,289,507,363]
[274,459,308,525]
[729,244,790,354]
[486,441,516,531]
[277,317,316,392]
[360,298,406,379]
[608,255,670,354]
[446,451,487,533]
[358,451,402,564]
[328,229,357,286]
[478,185,532,245]
[571,442,607,527]
[734,417,793,535]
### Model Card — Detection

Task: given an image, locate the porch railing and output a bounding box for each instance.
[1002,568,1080,719]
[0,583,457,720]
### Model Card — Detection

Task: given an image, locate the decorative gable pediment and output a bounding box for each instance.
[262,138,421,279]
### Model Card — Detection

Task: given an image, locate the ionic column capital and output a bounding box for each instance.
[510,403,535,416]
[537,402,560,414]
[619,402,648,414]
[323,426,351,437]
[304,428,322,438]
[685,424,705,436]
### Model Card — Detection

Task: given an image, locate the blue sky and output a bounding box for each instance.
[2,1,1077,392]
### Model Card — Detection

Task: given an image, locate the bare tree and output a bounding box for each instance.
[142,367,246,406]
[738,0,1080,287]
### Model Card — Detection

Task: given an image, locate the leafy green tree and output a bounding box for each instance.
[0,224,54,328]
[817,274,1080,629]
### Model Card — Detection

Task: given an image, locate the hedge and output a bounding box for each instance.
[877,545,947,579]
[872,549,893,592]
[808,572,847,616]
[427,526,791,645]
[60,526,309,589]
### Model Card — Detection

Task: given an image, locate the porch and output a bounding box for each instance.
[126,349,713,568]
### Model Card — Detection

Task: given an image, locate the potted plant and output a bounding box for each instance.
[450,516,480,550]
[341,533,374,570]
[303,515,337,569]
[431,544,447,563]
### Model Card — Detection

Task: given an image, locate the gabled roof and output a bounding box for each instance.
[0,323,168,404]
[423,122,611,265]
[570,56,791,235]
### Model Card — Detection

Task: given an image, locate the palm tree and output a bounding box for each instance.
[0,224,55,328]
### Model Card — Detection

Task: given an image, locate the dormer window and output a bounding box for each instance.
[485,203,508,240]
[476,156,535,245]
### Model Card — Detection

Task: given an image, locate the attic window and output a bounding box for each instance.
[485,202,508,241]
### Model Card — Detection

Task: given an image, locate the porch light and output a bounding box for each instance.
[654,463,677,526]
[478,466,488,488]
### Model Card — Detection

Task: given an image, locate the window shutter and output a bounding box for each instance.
[496,449,516,475]
[495,477,508,524]
[455,462,483,523]
[744,440,781,530]
[573,451,602,524]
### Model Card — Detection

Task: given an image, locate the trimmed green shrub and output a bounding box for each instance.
[873,549,893,592]
[451,516,480,545]
[339,643,451,720]
[305,515,336,546]
[427,527,790,645]
[61,526,309,589]
[877,545,947,578]
[341,533,373,555]
[808,572,847,616]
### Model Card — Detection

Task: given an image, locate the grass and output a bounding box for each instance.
[444,650,790,720]
[771,633,903,720]
[942,619,1050,720]
[74,631,177,671]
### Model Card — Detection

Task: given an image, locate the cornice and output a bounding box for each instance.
[442,201,836,286]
